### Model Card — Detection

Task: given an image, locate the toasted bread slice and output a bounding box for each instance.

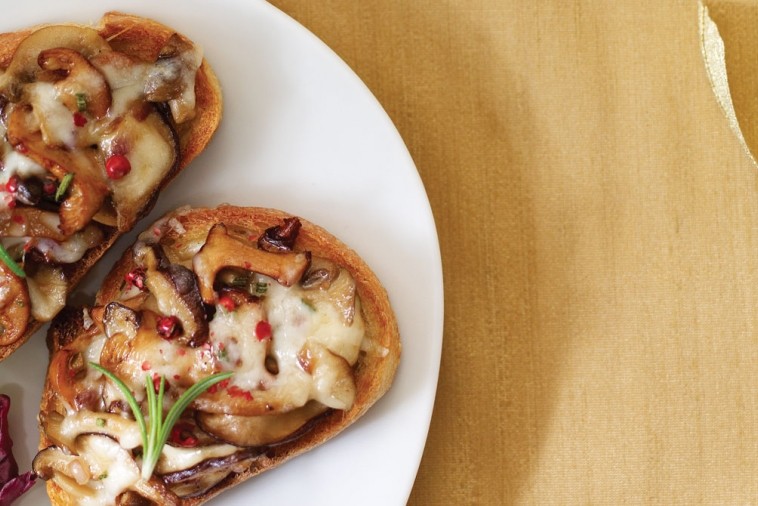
[0,12,223,360]
[36,205,401,505]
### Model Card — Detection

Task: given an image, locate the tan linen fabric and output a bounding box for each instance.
[270,0,758,504]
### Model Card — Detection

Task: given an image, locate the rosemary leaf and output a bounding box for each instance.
[0,243,24,278]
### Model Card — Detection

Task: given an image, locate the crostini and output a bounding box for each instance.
[35,205,401,505]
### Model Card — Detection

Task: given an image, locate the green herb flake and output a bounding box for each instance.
[96,417,106,427]
[97,472,108,480]
[75,93,87,112]
[231,276,248,288]
[89,362,233,480]
[217,347,228,361]
[55,173,74,202]
[255,282,268,295]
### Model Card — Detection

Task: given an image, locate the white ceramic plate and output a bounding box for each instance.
[0,1,443,505]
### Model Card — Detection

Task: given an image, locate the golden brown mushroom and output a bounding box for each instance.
[135,244,209,347]
[0,208,67,241]
[6,105,109,235]
[38,47,112,118]
[195,401,329,448]
[192,224,311,304]
[0,262,29,346]
[0,25,110,97]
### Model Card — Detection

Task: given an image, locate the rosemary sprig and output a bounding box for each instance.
[89,362,233,479]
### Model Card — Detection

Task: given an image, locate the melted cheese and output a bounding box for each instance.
[76,436,140,506]
[157,443,238,474]
[206,272,364,410]
[26,81,78,147]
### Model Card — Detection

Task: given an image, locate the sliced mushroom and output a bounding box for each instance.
[193,224,311,304]
[257,217,302,253]
[0,25,110,99]
[196,401,329,448]
[166,469,231,500]
[300,257,339,290]
[301,267,358,325]
[103,302,141,340]
[11,177,42,206]
[33,446,90,484]
[159,448,263,498]
[144,34,202,124]
[0,261,29,346]
[74,434,181,506]
[308,342,357,410]
[47,349,90,407]
[42,410,141,451]
[0,208,66,240]
[6,105,109,235]
[102,109,179,231]
[136,244,208,347]
[38,47,112,118]
[26,264,66,322]
[155,442,239,475]
[32,224,104,264]
[99,310,212,394]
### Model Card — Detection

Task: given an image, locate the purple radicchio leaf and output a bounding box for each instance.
[0,472,35,506]
[0,395,35,505]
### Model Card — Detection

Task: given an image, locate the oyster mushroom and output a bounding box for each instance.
[159,448,263,498]
[0,208,66,240]
[47,349,90,407]
[300,257,339,290]
[0,262,29,346]
[195,401,329,448]
[144,33,202,124]
[42,410,142,451]
[35,434,180,506]
[257,217,301,253]
[6,105,109,235]
[32,446,90,484]
[38,47,112,118]
[26,264,67,322]
[302,267,359,326]
[102,302,141,341]
[0,25,110,98]
[136,244,208,347]
[193,224,311,304]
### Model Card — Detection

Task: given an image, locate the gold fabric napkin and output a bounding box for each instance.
[270,1,758,504]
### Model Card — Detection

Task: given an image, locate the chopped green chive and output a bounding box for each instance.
[96,417,106,427]
[55,173,74,202]
[0,243,25,278]
[231,276,249,288]
[75,93,87,112]
[255,282,268,295]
